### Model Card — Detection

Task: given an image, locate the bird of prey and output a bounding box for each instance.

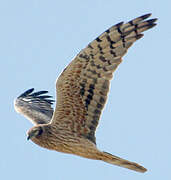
[14,14,157,173]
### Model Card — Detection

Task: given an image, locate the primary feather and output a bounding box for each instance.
[14,88,54,125]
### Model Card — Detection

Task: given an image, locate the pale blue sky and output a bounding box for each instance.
[1,0,170,179]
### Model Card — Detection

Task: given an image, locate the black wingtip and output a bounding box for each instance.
[31,91,49,97]
[146,18,158,24]
[18,88,34,98]
[17,88,55,105]
[147,23,157,29]
[139,13,152,20]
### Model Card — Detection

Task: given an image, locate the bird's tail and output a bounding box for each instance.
[98,151,147,173]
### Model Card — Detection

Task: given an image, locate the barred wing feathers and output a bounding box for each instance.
[14,88,54,125]
[52,14,157,144]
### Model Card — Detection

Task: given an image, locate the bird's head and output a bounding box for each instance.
[27,125,55,150]
[27,126,44,141]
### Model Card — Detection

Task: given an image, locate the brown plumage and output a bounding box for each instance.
[14,13,157,173]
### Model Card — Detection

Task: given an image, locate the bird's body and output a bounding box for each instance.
[14,14,157,173]
[30,124,98,158]
[28,124,147,172]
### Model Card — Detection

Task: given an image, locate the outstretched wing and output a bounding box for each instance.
[52,14,157,144]
[14,88,54,125]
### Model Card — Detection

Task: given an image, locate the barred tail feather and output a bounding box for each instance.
[99,151,147,173]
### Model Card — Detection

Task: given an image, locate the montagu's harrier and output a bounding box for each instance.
[14,14,157,173]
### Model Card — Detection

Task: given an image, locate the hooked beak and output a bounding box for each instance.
[27,134,30,140]
[27,133,34,140]
[27,132,36,140]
